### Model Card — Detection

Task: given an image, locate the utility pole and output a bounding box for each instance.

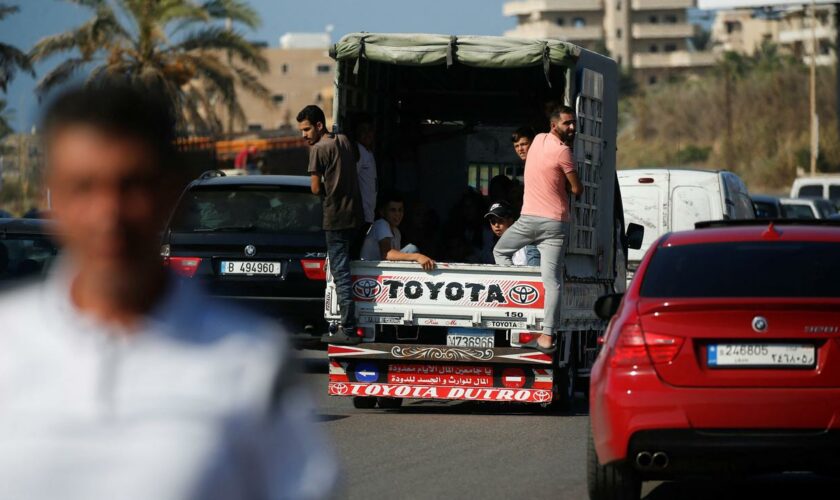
[810,0,819,176]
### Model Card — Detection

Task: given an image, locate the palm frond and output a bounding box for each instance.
[35,58,90,96]
[0,42,33,92]
[0,4,19,21]
[158,0,209,25]
[175,27,267,72]
[201,0,260,29]
[231,65,269,99]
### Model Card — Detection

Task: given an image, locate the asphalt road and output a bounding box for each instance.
[297,350,839,500]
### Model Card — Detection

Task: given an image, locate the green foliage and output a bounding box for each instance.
[675,144,711,164]
[30,0,268,134]
[0,3,34,93]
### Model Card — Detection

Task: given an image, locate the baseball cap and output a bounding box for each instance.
[484,201,515,220]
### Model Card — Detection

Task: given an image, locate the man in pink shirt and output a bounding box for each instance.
[493,105,582,354]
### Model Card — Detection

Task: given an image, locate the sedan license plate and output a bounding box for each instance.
[708,344,815,368]
[220,261,282,276]
[446,328,494,348]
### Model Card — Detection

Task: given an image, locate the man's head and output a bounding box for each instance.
[297,105,327,145]
[511,126,535,161]
[484,201,516,237]
[377,193,405,228]
[548,104,576,145]
[42,83,178,288]
[353,113,376,150]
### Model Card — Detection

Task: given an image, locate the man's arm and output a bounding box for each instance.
[310,175,321,195]
[565,171,583,197]
[378,239,435,270]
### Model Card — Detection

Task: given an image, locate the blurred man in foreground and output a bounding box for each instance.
[0,83,337,500]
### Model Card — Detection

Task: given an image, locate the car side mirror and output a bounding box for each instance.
[594,293,624,321]
[626,223,644,250]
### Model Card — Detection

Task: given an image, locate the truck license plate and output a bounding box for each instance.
[708,344,815,368]
[446,328,494,348]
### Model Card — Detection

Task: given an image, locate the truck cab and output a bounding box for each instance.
[323,33,638,410]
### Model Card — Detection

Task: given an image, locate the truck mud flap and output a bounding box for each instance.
[328,344,554,404]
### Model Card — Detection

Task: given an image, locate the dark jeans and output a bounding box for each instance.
[326,228,357,330]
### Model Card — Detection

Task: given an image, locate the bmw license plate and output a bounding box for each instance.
[708,344,815,368]
[220,261,282,276]
[446,328,494,348]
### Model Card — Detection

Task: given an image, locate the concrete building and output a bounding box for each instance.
[711,10,779,56]
[235,36,336,133]
[503,0,715,85]
[778,5,837,66]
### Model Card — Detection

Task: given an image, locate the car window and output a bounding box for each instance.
[641,241,840,297]
[816,200,838,218]
[752,201,779,218]
[829,185,840,201]
[783,203,816,219]
[798,185,823,198]
[169,186,323,233]
[0,236,58,282]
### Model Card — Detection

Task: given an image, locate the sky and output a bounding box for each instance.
[2,0,514,132]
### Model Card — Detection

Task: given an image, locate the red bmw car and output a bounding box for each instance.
[588,221,840,499]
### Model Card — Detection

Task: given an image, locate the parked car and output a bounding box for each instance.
[751,194,786,219]
[588,220,840,500]
[162,172,328,348]
[790,175,840,208]
[780,197,838,219]
[0,218,59,288]
[618,168,754,280]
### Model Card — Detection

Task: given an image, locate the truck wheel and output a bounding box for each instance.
[587,425,641,500]
[377,397,403,409]
[352,397,377,409]
[554,352,577,411]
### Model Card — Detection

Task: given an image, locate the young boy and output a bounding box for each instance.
[485,201,540,266]
[361,194,435,270]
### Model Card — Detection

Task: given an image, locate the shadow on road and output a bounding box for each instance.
[387,396,590,417]
[644,474,840,499]
[315,414,350,422]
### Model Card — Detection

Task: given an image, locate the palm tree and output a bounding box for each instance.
[0,3,34,92]
[0,98,13,139]
[30,0,269,133]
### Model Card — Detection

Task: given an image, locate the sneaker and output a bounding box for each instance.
[325,328,362,345]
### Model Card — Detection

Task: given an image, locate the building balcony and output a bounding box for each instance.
[632,50,716,69]
[505,22,605,41]
[632,23,696,39]
[503,0,603,16]
[631,0,694,11]
[778,25,835,43]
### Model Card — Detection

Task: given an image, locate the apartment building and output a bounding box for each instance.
[711,10,779,56]
[234,33,336,133]
[503,0,715,85]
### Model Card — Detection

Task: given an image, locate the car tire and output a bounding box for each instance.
[352,397,377,409]
[587,425,641,500]
[377,397,403,409]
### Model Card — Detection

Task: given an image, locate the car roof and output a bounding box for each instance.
[750,194,780,203]
[660,222,840,247]
[618,167,725,177]
[792,175,840,184]
[0,218,53,235]
[189,174,311,188]
[780,197,815,206]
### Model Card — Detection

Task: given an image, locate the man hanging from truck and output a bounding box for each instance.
[298,104,365,345]
[493,104,582,355]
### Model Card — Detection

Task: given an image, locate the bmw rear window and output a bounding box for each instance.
[169,186,323,233]
[640,241,840,298]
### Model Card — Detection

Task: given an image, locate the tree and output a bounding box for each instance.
[30,0,269,133]
[0,3,34,92]
[0,98,13,139]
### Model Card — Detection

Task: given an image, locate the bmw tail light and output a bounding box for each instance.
[301,259,326,280]
[610,323,648,367]
[644,332,685,364]
[167,257,202,278]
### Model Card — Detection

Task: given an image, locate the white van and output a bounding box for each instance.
[618,168,754,275]
[790,175,840,208]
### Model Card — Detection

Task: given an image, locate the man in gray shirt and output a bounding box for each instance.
[298,105,364,344]
[0,84,337,499]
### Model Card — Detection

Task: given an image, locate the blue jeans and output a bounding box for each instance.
[326,229,356,330]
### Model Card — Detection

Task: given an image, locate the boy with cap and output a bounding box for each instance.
[485,201,540,266]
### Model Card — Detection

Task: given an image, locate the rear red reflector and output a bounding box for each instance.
[638,177,654,184]
[301,259,326,280]
[167,256,202,278]
[518,332,540,345]
[501,368,526,388]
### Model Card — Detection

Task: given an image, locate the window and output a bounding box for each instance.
[616,28,622,38]
[272,94,285,104]
[316,64,332,74]
[616,0,621,9]
[0,236,58,282]
[573,17,586,27]
[784,203,817,219]
[281,63,289,74]
[665,14,678,23]
[649,15,658,23]
[247,124,263,131]
[664,44,677,52]
[556,17,565,26]
[798,184,823,198]
[648,75,658,85]
[617,55,623,65]
[467,164,521,195]
[829,185,840,203]
[752,201,780,219]
[649,44,659,53]
[640,242,840,298]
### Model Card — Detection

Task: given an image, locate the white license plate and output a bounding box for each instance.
[708,344,815,368]
[446,328,494,348]
[220,261,282,276]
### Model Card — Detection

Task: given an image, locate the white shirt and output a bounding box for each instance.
[357,144,377,224]
[361,219,400,260]
[0,266,337,500]
[512,247,528,266]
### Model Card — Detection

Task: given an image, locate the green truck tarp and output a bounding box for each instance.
[331,33,580,69]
